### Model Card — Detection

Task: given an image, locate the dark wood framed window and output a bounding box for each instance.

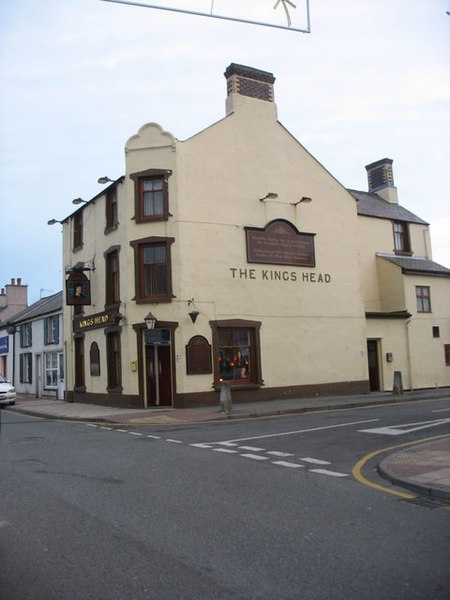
[130,236,174,303]
[210,319,262,388]
[106,329,122,392]
[74,335,86,392]
[445,344,450,366]
[73,212,83,251]
[20,322,32,348]
[393,221,411,255]
[90,342,100,376]
[44,315,59,345]
[416,286,431,313]
[130,168,171,223]
[105,189,118,232]
[19,353,32,383]
[105,247,120,308]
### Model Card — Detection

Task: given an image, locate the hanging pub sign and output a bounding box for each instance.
[66,271,91,306]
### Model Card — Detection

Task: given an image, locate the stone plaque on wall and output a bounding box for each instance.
[186,336,212,375]
[245,220,315,267]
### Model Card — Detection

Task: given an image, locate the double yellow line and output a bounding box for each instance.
[352,434,450,500]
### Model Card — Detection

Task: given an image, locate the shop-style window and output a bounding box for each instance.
[416,286,431,313]
[210,319,262,387]
[393,221,411,254]
[105,189,118,232]
[130,169,171,223]
[44,315,59,345]
[45,352,58,387]
[130,237,174,302]
[105,247,120,308]
[73,212,83,251]
[106,330,122,392]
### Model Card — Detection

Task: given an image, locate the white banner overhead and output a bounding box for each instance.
[100,0,311,33]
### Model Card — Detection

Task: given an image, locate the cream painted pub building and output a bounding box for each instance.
[61,64,450,408]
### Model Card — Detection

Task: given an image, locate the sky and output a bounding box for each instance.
[0,0,449,304]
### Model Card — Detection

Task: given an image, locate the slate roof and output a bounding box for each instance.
[377,254,450,277]
[349,189,429,225]
[2,291,63,326]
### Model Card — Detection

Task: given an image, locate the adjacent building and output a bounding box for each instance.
[0,292,64,398]
[60,63,450,408]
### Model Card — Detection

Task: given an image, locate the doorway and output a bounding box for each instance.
[145,344,172,407]
[367,340,381,392]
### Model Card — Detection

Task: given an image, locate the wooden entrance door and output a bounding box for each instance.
[145,344,172,407]
[367,340,380,391]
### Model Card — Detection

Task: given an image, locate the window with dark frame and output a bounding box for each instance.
[131,169,171,223]
[445,344,450,366]
[73,212,83,250]
[105,188,118,232]
[44,315,59,345]
[210,320,262,388]
[19,353,32,383]
[90,342,100,376]
[44,352,58,387]
[393,221,411,255]
[416,286,431,313]
[20,322,32,348]
[130,237,174,302]
[106,330,122,391]
[432,326,440,338]
[74,336,85,391]
[105,248,120,308]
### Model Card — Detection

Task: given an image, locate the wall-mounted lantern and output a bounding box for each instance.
[144,312,157,330]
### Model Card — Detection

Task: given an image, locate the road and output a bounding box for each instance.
[0,398,449,599]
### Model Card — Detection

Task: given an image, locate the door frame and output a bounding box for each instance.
[367,339,381,392]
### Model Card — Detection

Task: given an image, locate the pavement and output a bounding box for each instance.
[3,387,450,502]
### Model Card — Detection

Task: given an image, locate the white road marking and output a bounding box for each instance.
[238,446,265,452]
[309,469,349,478]
[299,457,331,465]
[147,434,161,439]
[115,429,129,433]
[128,431,143,436]
[267,451,294,457]
[213,448,238,454]
[272,461,304,469]
[359,418,450,436]
[166,439,184,444]
[216,442,239,447]
[241,454,270,461]
[190,443,213,448]
[209,419,380,444]
[432,408,450,413]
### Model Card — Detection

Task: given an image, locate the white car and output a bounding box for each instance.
[0,374,16,406]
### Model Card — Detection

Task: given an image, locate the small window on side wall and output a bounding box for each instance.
[416,286,431,313]
[445,344,450,366]
[393,221,411,255]
[105,189,118,232]
[130,169,172,223]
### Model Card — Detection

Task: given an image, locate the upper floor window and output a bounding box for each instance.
[105,189,118,232]
[44,315,59,345]
[105,247,120,307]
[416,286,431,313]
[20,352,33,383]
[73,212,83,251]
[393,221,411,255]
[130,236,174,303]
[130,169,171,223]
[20,322,32,348]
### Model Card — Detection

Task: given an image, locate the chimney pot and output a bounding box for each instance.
[17,277,22,285]
[11,278,15,286]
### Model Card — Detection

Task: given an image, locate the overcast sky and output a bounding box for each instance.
[1,0,449,304]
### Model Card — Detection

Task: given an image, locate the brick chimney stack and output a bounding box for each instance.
[224,63,277,118]
[0,277,28,323]
[365,158,398,204]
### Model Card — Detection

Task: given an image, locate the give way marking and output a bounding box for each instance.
[359,418,450,436]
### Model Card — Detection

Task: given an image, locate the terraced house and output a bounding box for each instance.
[58,64,450,408]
